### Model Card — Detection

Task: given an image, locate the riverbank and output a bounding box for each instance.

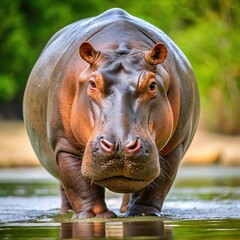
[0,121,239,167]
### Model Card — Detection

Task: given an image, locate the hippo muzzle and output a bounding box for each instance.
[82,134,160,193]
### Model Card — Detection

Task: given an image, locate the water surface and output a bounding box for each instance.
[0,166,239,239]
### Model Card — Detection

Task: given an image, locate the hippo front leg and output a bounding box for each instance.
[57,151,117,218]
[125,144,183,217]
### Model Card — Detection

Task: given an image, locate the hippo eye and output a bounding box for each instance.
[149,81,156,92]
[89,79,97,89]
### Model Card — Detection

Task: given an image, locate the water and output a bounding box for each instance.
[0,166,239,239]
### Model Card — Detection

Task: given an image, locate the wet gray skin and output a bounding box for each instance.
[0,166,239,240]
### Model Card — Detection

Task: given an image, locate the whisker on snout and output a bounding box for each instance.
[159,156,171,181]
[148,180,159,190]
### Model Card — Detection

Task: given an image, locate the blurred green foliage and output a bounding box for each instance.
[0,0,239,133]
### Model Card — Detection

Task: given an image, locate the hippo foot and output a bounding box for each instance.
[96,210,117,218]
[72,210,117,219]
[125,204,162,217]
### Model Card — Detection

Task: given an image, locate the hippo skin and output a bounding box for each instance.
[23,8,199,218]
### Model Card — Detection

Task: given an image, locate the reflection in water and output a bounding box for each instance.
[61,221,173,239]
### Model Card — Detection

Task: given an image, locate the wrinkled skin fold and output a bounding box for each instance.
[23,8,199,218]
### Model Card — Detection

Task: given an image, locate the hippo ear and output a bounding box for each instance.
[79,42,99,65]
[145,42,167,65]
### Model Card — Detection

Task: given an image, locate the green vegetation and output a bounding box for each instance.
[0,0,239,133]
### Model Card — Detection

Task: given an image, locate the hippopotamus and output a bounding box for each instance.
[23,8,199,218]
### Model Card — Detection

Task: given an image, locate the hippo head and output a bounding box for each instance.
[71,41,174,193]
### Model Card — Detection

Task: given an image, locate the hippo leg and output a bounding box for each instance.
[58,152,117,218]
[120,193,130,213]
[125,144,183,217]
[60,185,72,213]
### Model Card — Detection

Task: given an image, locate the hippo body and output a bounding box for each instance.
[23,8,199,218]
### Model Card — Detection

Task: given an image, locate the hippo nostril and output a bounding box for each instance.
[99,137,115,154]
[125,137,142,155]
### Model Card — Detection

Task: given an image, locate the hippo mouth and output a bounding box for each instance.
[94,176,150,193]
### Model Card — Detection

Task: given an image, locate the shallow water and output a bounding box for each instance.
[0,166,239,239]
